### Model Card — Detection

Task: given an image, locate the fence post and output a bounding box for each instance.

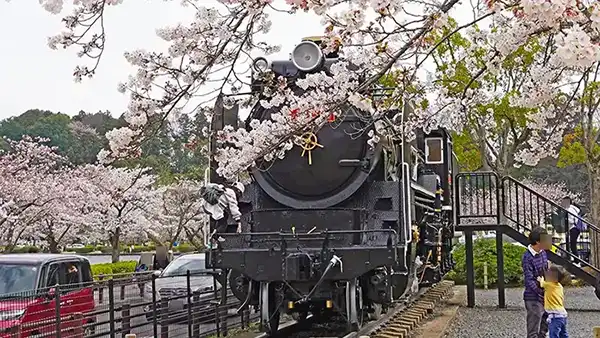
[121,303,131,338]
[483,261,488,290]
[465,230,475,308]
[152,274,158,338]
[192,294,200,338]
[108,279,116,338]
[496,176,506,309]
[55,285,61,338]
[161,298,169,338]
[220,271,228,336]
[187,270,192,337]
[98,274,105,304]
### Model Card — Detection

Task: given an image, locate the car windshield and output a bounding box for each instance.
[0,264,38,296]
[162,257,206,277]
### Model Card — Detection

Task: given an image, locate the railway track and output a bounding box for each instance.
[355,280,455,338]
[257,280,455,338]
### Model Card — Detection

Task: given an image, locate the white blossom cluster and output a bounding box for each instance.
[11,0,600,179]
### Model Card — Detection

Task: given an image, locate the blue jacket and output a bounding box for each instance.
[522,246,548,302]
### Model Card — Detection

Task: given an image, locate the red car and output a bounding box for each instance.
[0,254,96,337]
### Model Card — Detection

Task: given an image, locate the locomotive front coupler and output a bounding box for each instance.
[297,254,343,304]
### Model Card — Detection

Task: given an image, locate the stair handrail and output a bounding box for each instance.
[502,176,600,233]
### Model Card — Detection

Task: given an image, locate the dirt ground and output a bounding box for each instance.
[411,285,466,338]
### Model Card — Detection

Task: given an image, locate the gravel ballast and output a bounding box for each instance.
[445,287,600,338]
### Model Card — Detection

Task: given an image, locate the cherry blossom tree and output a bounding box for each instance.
[22,0,599,178]
[0,137,69,251]
[25,169,109,253]
[74,164,157,262]
[141,180,207,250]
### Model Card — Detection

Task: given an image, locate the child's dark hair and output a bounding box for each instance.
[528,226,548,245]
[547,264,571,285]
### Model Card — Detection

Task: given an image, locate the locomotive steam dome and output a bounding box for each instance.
[250,104,378,209]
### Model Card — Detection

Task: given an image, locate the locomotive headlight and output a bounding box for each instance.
[252,57,270,73]
[291,40,324,72]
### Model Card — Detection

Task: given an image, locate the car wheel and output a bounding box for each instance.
[84,321,96,336]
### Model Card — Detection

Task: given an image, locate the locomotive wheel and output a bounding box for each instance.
[259,282,281,335]
[368,303,382,320]
[346,278,364,330]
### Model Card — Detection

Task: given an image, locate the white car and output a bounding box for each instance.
[68,244,85,249]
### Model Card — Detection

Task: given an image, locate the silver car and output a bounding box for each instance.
[143,254,223,324]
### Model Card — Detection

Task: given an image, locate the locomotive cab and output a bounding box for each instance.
[415,128,457,214]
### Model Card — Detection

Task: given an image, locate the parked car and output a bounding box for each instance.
[0,254,96,338]
[143,254,231,324]
[67,244,85,249]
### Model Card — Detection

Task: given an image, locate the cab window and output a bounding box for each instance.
[425,138,443,164]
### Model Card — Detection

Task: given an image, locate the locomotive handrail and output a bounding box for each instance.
[217,229,400,246]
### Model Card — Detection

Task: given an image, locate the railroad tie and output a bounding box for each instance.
[365,281,455,338]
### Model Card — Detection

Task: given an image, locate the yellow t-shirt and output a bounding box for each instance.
[540,279,567,315]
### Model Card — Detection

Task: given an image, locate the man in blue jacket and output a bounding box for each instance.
[523,226,551,338]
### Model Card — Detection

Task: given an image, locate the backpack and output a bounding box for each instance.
[200,184,225,205]
[576,217,587,232]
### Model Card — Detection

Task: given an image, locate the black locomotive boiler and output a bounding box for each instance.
[206,36,459,335]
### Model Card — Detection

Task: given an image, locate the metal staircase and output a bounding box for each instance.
[454,172,600,307]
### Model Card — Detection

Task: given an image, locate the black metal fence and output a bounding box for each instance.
[0,271,255,338]
[456,172,598,269]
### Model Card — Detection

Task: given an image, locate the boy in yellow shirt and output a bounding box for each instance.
[537,264,569,338]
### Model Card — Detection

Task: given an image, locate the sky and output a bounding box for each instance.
[0,1,477,122]
[0,1,324,120]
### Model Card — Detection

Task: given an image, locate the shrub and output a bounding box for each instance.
[446,238,526,288]
[129,245,155,253]
[174,243,196,253]
[110,261,137,275]
[11,246,41,253]
[91,263,113,277]
[90,261,137,279]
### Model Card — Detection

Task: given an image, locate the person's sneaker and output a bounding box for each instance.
[217,236,225,242]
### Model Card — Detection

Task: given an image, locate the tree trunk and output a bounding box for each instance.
[588,166,600,270]
[48,238,60,254]
[111,227,121,263]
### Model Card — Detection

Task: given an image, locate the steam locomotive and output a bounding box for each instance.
[206,36,459,335]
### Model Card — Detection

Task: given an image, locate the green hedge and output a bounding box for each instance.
[10,246,41,253]
[445,238,527,288]
[90,261,138,278]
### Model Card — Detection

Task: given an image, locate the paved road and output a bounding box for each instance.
[446,286,600,338]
